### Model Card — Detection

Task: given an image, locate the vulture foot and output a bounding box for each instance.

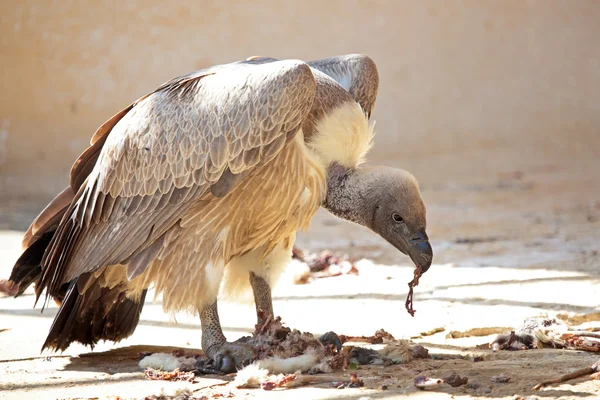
[204,341,255,373]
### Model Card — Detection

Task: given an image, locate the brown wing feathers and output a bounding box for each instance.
[307,54,379,117]
[21,187,74,250]
[21,60,315,303]
[11,58,318,351]
[12,101,141,299]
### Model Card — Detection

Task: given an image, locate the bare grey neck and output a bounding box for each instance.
[322,163,369,227]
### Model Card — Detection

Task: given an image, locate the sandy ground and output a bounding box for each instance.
[0,149,599,400]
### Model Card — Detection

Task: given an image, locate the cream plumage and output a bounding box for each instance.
[10,54,433,372]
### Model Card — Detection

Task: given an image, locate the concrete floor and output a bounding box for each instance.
[0,148,599,399]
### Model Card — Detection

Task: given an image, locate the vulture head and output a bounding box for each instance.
[324,163,433,272]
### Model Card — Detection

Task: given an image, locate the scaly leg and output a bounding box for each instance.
[249,266,341,351]
[199,301,254,373]
[249,271,273,323]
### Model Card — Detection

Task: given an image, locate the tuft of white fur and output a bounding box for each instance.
[255,353,318,374]
[234,352,330,388]
[139,353,181,371]
[233,364,271,388]
[308,102,375,168]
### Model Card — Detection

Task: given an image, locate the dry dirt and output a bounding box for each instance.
[0,148,599,400]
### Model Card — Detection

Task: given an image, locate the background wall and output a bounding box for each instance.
[1,0,599,202]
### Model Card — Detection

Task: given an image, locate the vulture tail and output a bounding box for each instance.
[9,189,73,304]
[42,275,147,352]
[10,226,71,304]
[10,231,54,297]
[10,100,122,302]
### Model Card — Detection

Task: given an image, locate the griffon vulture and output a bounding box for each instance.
[10,54,433,372]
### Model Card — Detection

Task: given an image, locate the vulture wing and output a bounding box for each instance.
[21,105,138,251]
[307,54,379,117]
[35,59,316,303]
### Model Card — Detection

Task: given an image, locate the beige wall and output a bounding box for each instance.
[1,1,599,201]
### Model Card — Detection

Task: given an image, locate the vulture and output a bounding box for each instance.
[9,54,433,372]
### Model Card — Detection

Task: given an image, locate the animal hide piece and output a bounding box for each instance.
[139,314,431,382]
[490,317,600,352]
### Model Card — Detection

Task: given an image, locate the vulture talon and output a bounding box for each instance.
[194,364,222,375]
[319,331,342,352]
[216,354,235,374]
[192,357,224,375]
[206,341,255,374]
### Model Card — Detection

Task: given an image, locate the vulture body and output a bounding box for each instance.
[10,54,432,372]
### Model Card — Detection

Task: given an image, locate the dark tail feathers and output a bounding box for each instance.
[10,221,146,353]
[42,275,147,352]
[10,230,70,303]
[11,200,146,352]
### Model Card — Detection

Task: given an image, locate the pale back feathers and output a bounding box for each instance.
[127,131,327,311]
[38,59,317,299]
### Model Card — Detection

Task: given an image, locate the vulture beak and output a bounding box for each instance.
[394,228,433,273]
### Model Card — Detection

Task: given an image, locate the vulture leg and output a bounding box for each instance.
[249,271,274,321]
[199,301,254,373]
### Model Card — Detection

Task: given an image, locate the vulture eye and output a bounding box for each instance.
[392,213,404,223]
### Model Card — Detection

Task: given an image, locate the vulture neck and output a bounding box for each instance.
[308,100,376,225]
[323,163,370,226]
